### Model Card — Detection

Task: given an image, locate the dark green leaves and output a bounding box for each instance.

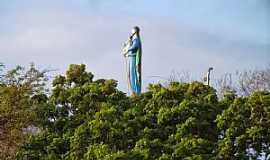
[14,64,270,160]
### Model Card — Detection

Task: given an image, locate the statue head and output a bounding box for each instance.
[131,26,140,36]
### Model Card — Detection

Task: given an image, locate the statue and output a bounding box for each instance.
[122,26,142,95]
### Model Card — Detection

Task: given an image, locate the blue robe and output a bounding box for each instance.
[127,36,142,94]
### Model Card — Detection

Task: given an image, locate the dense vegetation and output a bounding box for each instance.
[0,64,270,160]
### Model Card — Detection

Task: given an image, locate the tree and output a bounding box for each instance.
[216,91,270,159]
[0,63,4,83]
[216,66,270,98]
[0,64,48,159]
[237,68,270,96]
[16,64,270,160]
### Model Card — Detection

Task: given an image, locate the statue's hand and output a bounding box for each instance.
[123,51,128,57]
[122,47,128,56]
[122,38,131,57]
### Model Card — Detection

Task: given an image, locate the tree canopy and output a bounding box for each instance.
[0,64,48,159]
[0,64,269,159]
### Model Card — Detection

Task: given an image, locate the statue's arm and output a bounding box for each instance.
[122,38,132,56]
[127,39,139,53]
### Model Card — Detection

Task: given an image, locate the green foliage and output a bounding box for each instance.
[13,64,270,160]
[0,64,48,159]
[216,91,270,159]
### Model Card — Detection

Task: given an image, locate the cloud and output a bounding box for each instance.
[0,1,269,91]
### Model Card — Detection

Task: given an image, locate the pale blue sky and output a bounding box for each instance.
[0,0,269,91]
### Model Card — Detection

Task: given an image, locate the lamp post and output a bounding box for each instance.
[204,67,213,86]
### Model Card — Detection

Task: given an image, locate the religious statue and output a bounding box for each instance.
[122,26,142,95]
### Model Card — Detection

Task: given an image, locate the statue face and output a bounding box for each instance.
[131,28,137,35]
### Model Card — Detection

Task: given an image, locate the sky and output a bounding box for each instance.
[0,0,269,91]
